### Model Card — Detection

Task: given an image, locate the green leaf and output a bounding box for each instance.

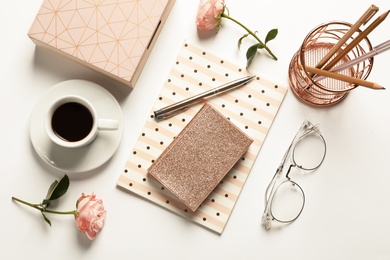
[41,212,52,226]
[45,175,70,201]
[45,180,59,200]
[42,199,51,207]
[246,44,259,67]
[237,33,249,50]
[265,28,278,44]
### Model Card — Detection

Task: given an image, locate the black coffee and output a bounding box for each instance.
[51,102,93,142]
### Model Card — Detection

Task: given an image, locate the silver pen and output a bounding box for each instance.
[314,39,390,82]
[154,75,256,121]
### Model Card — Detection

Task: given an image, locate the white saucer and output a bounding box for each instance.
[30,79,123,173]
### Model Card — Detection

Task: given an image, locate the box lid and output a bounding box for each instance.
[28,0,175,88]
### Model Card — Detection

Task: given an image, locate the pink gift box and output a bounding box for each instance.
[28,0,176,88]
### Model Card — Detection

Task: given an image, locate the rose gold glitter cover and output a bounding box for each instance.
[148,103,253,212]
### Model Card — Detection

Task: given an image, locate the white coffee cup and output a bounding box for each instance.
[45,95,119,148]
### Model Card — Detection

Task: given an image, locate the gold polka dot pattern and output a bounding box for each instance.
[117,41,287,234]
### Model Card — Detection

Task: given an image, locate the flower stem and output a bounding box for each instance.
[221,13,277,60]
[12,197,76,215]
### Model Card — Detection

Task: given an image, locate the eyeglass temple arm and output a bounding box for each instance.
[264,168,280,205]
[264,140,294,206]
[262,166,283,225]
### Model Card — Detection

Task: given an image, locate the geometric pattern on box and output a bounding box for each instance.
[28,0,175,87]
[117,41,287,234]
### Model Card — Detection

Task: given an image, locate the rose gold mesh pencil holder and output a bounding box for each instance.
[288,21,374,106]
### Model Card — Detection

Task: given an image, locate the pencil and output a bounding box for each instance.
[305,66,385,90]
[313,39,390,81]
[322,10,390,71]
[315,5,379,69]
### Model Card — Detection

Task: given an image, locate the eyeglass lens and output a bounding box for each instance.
[271,180,304,223]
[293,129,326,170]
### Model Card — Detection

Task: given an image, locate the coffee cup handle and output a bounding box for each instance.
[97,119,119,131]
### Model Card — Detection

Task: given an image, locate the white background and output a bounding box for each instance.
[2,0,390,259]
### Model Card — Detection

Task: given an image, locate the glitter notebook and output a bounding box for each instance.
[117,41,287,234]
[148,103,253,212]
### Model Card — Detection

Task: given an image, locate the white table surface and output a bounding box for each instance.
[2,1,390,259]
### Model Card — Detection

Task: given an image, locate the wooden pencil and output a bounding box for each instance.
[322,10,390,71]
[315,5,378,69]
[305,66,385,90]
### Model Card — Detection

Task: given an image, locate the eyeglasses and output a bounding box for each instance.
[261,120,326,230]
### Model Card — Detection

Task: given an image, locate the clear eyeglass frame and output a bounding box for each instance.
[261,120,327,230]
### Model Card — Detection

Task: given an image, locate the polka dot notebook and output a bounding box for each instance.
[116,41,287,234]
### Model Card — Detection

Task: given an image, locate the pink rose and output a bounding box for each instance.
[196,0,225,31]
[75,193,107,240]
